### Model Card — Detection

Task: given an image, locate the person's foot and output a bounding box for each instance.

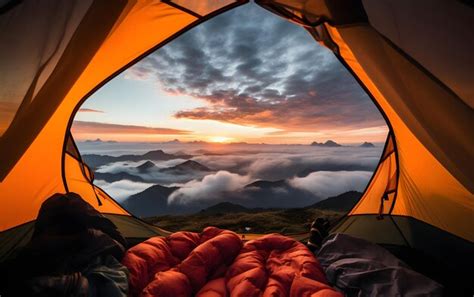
[307,218,330,252]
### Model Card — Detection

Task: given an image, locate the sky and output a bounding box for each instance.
[72,3,388,144]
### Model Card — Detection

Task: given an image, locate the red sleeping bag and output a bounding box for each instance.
[122,227,342,297]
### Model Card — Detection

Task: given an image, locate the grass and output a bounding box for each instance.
[143,208,345,234]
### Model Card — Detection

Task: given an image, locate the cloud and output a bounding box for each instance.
[290,171,372,198]
[81,142,384,208]
[97,159,185,173]
[125,3,385,132]
[95,159,205,185]
[94,179,154,202]
[78,108,104,113]
[192,145,381,180]
[168,171,251,205]
[72,121,190,135]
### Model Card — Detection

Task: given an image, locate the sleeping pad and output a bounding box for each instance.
[122,227,342,297]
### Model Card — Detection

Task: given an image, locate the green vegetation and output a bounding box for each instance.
[143,191,361,234]
[144,208,344,234]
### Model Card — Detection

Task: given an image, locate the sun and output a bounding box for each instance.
[209,136,233,143]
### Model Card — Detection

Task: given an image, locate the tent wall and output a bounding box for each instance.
[363,0,474,106]
[64,153,129,215]
[0,0,246,232]
[257,0,474,243]
[0,0,94,135]
[349,132,397,216]
[324,23,474,242]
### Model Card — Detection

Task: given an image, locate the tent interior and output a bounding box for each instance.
[0,0,473,296]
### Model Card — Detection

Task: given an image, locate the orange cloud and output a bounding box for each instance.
[72,121,190,135]
[78,108,104,113]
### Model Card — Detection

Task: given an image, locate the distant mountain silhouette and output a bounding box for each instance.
[161,160,211,174]
[240,179,319,209]
[307,191,362,212]
[85,138,103,143]
[201,191,362,217]
[311,140,342,147]
[94,171,144,183]
[199,202,250,215]
[360,142,375,148]
[84,138,117,143]
[124,176,321,217]
[125,176,360,218]
[245,179,287,189]
[82,149,192,169]
[122,184,180,217]
[136,161,157,173]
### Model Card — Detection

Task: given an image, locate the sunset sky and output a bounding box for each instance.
[72,3,388,144]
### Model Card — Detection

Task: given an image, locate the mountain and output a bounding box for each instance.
[136,161,157,173]
[81,154,117,169]
[82,149,192,169]
[122,184,180,217]
[311,140,342,147]
[143,191,362,234]
[245,179,287,189]
[360,142,375,148]
[161,160,211,174]
[141,150,191,160]
[94,171,144,183]
[240,179,319,208]
[126,176,321,217]
[199,202,249,215]
[307,191,362,212]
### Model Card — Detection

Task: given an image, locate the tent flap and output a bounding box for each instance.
[0,0,245,232]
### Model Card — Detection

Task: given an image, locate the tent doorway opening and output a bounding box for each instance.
[70,3,388,235]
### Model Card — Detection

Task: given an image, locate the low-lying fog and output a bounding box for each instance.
[78,141,383,210]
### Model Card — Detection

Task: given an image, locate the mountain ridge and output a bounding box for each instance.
[161,160,211,173]
[82,149,192,169]
[311,140,342,147]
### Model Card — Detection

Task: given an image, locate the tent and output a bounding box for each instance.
[0,0,473,290]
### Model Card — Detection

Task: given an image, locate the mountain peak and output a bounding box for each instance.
[136,160,156,172]
[311,140,342,147]
[360,142,375,148]
[245,179,287,189]
[123,184,180,217]
[307,191,362,212]
[162,160,211,173]
[199,202,249,215]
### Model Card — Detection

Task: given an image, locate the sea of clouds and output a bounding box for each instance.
[78,142,383,206]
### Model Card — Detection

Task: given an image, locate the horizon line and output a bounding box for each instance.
[77,138,384,146]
